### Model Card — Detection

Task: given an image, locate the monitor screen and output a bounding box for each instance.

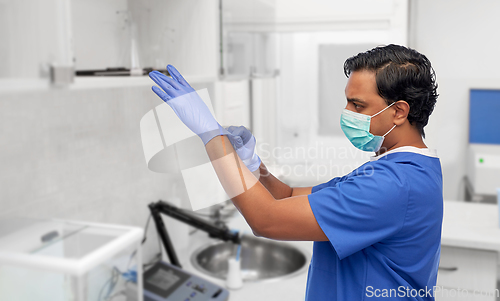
[144,262,191,298]
[146,268,180,291]
[469,89,500,145]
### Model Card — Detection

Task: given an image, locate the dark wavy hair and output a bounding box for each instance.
[343,44,438,137]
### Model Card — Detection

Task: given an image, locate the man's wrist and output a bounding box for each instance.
[244,153,261,172]
[200,124,230,145]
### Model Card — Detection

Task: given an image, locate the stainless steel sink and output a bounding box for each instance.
[190,235,309,282]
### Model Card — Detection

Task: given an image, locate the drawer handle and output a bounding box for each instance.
[438,266,458,272]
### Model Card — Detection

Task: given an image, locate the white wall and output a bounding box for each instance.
[275,0,407,37]
[0,84,187,262]
[409,0,500,200]
[0,0,221,264]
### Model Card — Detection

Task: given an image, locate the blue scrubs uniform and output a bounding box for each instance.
[306,148,443,301]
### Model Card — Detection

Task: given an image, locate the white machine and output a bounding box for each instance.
[466,144,500,200]
[0,217,143,301]
[466,89,500,202]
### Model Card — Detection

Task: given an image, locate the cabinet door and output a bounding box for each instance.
[221,0,277,79]
[436,246,497,301]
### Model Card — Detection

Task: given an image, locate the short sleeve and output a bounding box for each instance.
[311,175,349,193]
[308,161,409,260]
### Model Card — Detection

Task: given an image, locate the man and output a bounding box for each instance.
[149,44,442,300]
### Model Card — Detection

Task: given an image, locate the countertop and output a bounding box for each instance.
[177,209,313,301]
[442,200,500,251]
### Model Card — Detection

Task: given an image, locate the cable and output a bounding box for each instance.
[143,252,162,270]
[98,267,120,301]
[141,213,152,244]
[141,211,163,270]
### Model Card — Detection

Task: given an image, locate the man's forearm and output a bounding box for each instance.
[257,163,313,198]
[256,162,293,200]
[204,135,325,241]
[204,135,277,233]
[204,136,289,201]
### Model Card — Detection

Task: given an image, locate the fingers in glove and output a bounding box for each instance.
[236,126,252,144]
[227,134,244,149]
[227,125,253,145]
[149,71,173,90]
[227,126,244,135]
[152,85,172,102]
[226,126,247,148]
[167,65,191,88]
[149,71,182,91]
[231,126,250,137]
[149,72,178,98]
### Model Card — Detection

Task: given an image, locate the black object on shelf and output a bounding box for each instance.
[148,200,240,268]
[75,67,169,77]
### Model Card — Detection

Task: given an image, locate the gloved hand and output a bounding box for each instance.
[149,65,229,145]
[226,126,261,172]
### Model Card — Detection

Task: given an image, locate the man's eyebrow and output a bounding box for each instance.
[347,98,367,105]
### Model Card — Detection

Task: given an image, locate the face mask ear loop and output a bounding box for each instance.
[371,101,396,118]
[383,124,397,137]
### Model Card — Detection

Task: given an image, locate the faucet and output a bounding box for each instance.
[148,200,240,268]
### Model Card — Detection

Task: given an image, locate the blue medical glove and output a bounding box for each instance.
[149,65,229,145]
[226,126,261,172]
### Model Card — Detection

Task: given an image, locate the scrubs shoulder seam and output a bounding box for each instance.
[392,167,411,236]
[307,194,346,259]
[369,159,411,235]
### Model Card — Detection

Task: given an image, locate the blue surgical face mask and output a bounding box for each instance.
[340,102,397,152]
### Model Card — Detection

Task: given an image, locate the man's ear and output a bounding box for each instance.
[393,101,410,126]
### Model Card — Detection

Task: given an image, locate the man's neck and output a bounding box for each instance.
[376,135,427,157]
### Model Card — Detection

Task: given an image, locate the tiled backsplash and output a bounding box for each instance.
[0,83,190,261]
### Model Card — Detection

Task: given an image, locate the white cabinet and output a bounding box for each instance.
[214,80,251,129]
[73,0,219,80]
[128,0,220,80]
[0,0,220,85]
[221,0,278,79]
[436,246,497,301]
[0,0,74,79]
[439,201,500,301]
[222,0,275,31]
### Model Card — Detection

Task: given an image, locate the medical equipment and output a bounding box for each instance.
[466,144,500,200]
[225,243,243,290]
[143,261,229,301]
[0,217,143,301]
[142,200,235,300]
[466,89,500,201]
[148,200,240,267]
